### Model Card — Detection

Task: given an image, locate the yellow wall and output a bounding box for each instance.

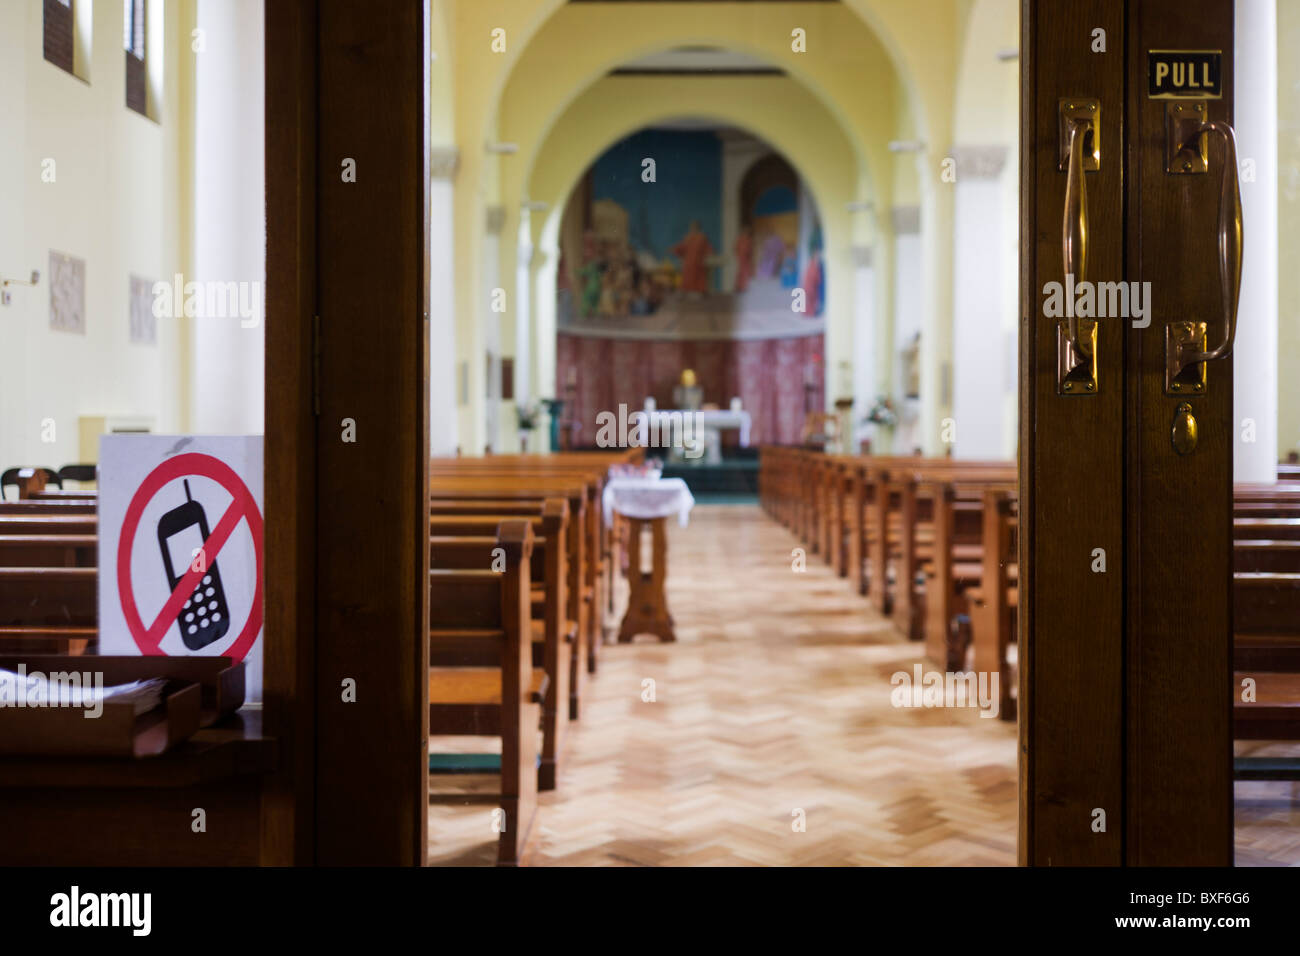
[0,0,196,472]
[443,0,975,454]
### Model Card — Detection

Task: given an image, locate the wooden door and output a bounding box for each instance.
[1020,0,1236,865]
[265,0,431,865]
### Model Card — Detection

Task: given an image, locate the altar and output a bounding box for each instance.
[643,399,752,465]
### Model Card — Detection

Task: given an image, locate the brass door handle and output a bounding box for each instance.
[1166,118,1244,392]
[1062,116,1090,319]
[1058,99,1099,394]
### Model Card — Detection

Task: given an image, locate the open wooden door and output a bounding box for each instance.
[1021,0,1238,865]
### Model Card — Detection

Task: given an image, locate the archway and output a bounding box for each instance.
[547,123,829,453]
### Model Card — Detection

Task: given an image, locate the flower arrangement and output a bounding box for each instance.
[516,402,541,432]
[864,396,898,428]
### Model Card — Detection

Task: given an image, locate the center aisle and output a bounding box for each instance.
[428,503,1017,865]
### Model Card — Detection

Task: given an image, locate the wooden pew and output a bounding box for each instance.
[0,516,96,538]
[432,498,588,719]
[0,567,97,654]
[0,501,96,516]
[1234,671,1300,740]
[430,501,571,790]
[428,473,606,676]
[427,520,543,867]
[0,535,96,568]
[1234,573,1300,672]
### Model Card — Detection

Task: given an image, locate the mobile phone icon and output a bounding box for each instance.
[157,479,231,650]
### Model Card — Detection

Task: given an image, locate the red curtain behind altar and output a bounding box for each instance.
[555,332,825,448]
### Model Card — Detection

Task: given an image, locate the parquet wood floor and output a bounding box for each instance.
[427,504,1300,866]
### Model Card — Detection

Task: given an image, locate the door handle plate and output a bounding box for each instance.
[1058,318,1098,394]
[1166,321,1208,394]
[1059,99,1100,171]
[1166,101,1209,174]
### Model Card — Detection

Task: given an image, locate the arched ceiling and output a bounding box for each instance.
[526,74,858,257]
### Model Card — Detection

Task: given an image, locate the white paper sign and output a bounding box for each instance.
[97,436,265,701]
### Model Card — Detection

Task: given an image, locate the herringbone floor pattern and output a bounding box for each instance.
[427,504,1300,866]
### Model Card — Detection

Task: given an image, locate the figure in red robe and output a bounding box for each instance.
[734,225,754,293]
[671,221,714,295]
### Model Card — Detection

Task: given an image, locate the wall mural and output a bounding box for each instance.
[556,127,825,446]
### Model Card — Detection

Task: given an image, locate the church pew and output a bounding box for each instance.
[886,465,1015,643]
[430,502,571,790]
[1235,540,1300,573]
[920,480,1016,670]
[1234,671,1300,740]
[962,489,1018,720]
[0,515,97,536]
[432,496,589,717]
[433,507,587,721]
[428,473,607,674]
[0,568,96,625]
[1235,518,1300,540]
[428,520,542,867]
[0,567,97,654]
[0,534,97,568]
[0,501,96,516]
[1234,573,1300,672]
[27,490,94,502]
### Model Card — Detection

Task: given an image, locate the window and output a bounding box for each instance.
[43,0,75,76]
[125,0,147,116]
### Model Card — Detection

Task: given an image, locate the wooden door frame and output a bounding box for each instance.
[1019,0,1127,866]
[264,0,430,865]
[1123,0,1234,865]
[1020,0,1235,865]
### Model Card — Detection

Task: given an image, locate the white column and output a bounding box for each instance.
[1233,0,1279,482]
[950,146,1009,459]
[851,244,876,453]
[482,205,504,454]
[192,0,264,435]
[429,148,459,457]
[891,206,922,454]
[515,208,533,413]
[918,176,956,456]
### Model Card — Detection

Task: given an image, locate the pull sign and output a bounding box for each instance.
[1148,50,1221,99]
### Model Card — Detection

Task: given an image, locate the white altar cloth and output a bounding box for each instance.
[643,408,752,447]
[602,477,696,528]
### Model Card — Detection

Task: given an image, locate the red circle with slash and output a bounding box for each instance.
[117,453,263,659]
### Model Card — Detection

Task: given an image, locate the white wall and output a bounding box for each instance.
[429,175,460,456]
[951,161,1009,459]
[0,0,194,472]
[191,0,264,435]
[1233,0,1278,482]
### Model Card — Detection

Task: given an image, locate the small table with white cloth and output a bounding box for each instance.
[602,477,695,643]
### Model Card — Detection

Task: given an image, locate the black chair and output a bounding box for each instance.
[57,463,97,485]
[0,467,61,501]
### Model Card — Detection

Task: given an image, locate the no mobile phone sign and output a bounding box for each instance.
[98,437,265,701]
